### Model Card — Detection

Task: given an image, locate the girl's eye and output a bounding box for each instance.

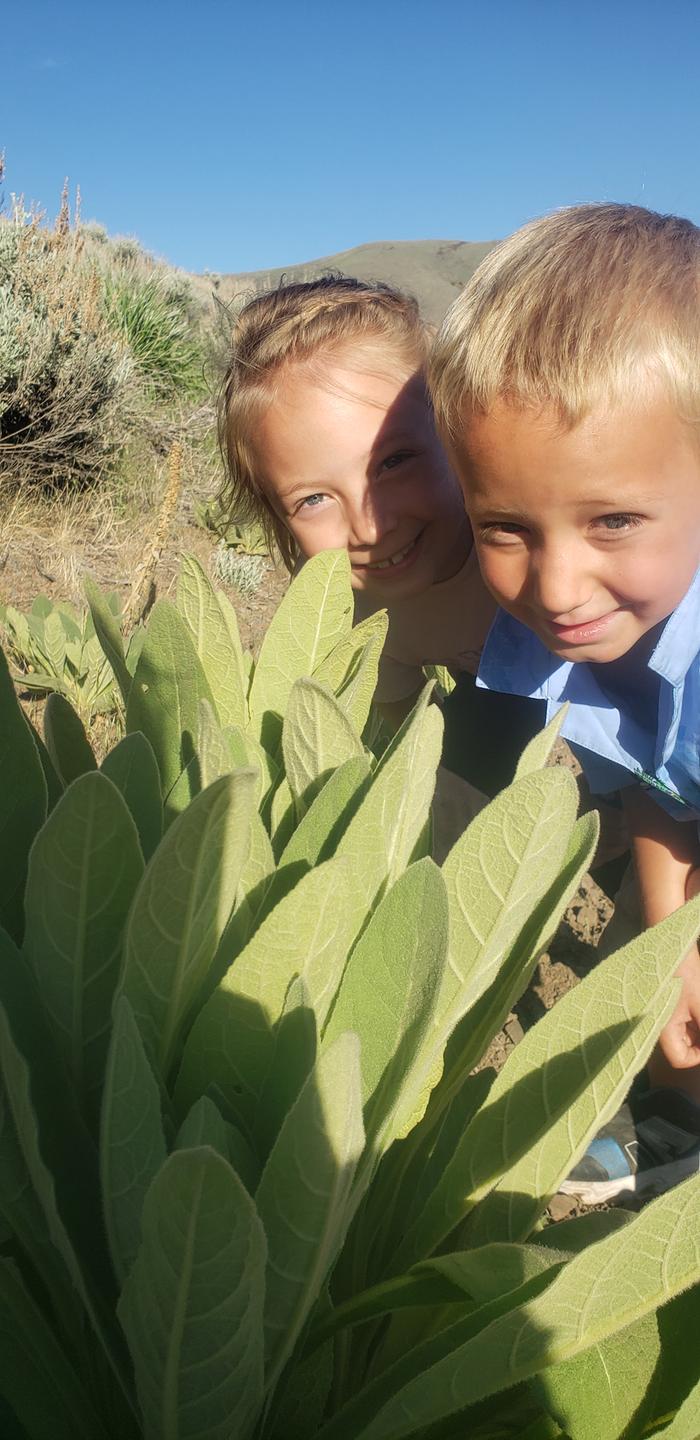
[297,492,327,512]
[379,450,413,473]
[595,513,643,533]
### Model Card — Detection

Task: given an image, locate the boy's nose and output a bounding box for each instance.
[528,548,595,619]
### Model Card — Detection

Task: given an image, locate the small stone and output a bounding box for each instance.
[548,1194,579,1222]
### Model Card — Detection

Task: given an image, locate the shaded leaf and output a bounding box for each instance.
[119,1147,267,1440]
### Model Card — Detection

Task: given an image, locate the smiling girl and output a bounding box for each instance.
[217,277,497,724]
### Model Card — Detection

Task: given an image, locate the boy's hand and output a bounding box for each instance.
[647,865,700,1095]
[656,945,700,1070]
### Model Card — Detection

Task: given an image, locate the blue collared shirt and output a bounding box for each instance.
[476,567,700,821]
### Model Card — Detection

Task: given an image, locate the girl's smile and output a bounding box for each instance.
[252,356,470,596]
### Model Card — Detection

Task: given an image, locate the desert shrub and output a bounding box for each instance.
[0,550,698,1438]
[0,208,137,489]
[102,268,206,397]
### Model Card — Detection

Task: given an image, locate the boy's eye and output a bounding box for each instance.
[478,521,526,541]
[595,513,643,532]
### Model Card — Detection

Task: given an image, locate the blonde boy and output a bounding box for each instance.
[430,203,700,1196]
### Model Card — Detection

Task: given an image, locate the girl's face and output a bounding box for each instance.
[252,355,470,596]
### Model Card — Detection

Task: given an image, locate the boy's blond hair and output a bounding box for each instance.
[218,276,429,569]
[429,203,700,439]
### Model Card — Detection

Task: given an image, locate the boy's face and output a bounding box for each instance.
[452,394,700,664]
[253,357,470,597]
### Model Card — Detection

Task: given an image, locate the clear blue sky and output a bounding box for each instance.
[3,0,699,276]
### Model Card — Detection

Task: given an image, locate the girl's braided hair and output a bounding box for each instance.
[217,275,429,569]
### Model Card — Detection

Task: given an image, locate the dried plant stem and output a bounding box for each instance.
[124,441,182,632]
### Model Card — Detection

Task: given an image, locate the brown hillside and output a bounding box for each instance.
[208,238,497,324]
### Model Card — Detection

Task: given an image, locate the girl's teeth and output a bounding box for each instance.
[367,539,415,570]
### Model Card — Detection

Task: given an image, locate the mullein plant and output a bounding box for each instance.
[0,549,698,1440]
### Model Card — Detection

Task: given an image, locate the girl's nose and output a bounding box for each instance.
[348,492,398,549]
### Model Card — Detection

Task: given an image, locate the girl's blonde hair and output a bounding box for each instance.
[218,276,430,569]
[429,203,700,440]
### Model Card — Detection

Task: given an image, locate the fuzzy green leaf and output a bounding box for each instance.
[23,772,144,1121]
[467,894,700,1244]
[100,996,167,1284]
[118,1147,267,1440]
[175,857,366,1127]
[0,647,47,940]
[101,730,163,861]
[312,610,389,733]
[353,1175,700,1439]
[119,769,257,1078]
[174,1096,259,1194]
[84,574,132,706]
[283,677,365,809]
[125,599,217,804]
[43,692,97,786]
[656,1374,700,1438]
[0,1258,111,1440]
[515,708,568,778]
[248,549,354,751]
[324,858,449,1151]
[177,554,247,727]
[256,1031,364,1390]
[334,687,442,910]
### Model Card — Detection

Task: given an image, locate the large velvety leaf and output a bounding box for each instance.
[256,1032,364,1391]
[428,811,598,1131]
[396,900,700,1268]
[656,1374,700,1438]
[283,677,364,811]
[0,1077,79,1331]
[248,549,353,751]
[23,772,144,1121]
[312,609,389,734]
[0,1258,111,1440]
[0,929,129,1403]
[125,599,217,802]
[177,554,247,727]
[334,688,442,910]
[353,1174,700,1439]
[100,996,167,1284]
[269,755,371,905]
[119,769,257,1078]
[211,810,276,974]
[224,724,277,808]
[118,1147,267,1440]
[324,859,449,1152]
[84,574,132,707]
[175,857,366,1129]
[515,707,567,778]
[440,766,579,1034]
[44,692,97,786]
[0,647,47,940]
[101,730,163,862]
[533,1315,660,1440]
[466,895,700,1244]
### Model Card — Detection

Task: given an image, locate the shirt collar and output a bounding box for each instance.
[647,564,700,686]
[478,563,700,700]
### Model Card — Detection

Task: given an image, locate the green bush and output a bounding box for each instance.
[0,549,698,1439]
[102,270,205,398]
[0,217,136,488]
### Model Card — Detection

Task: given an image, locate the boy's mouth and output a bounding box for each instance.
[354,531,424,574]
[545,611,617,645]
